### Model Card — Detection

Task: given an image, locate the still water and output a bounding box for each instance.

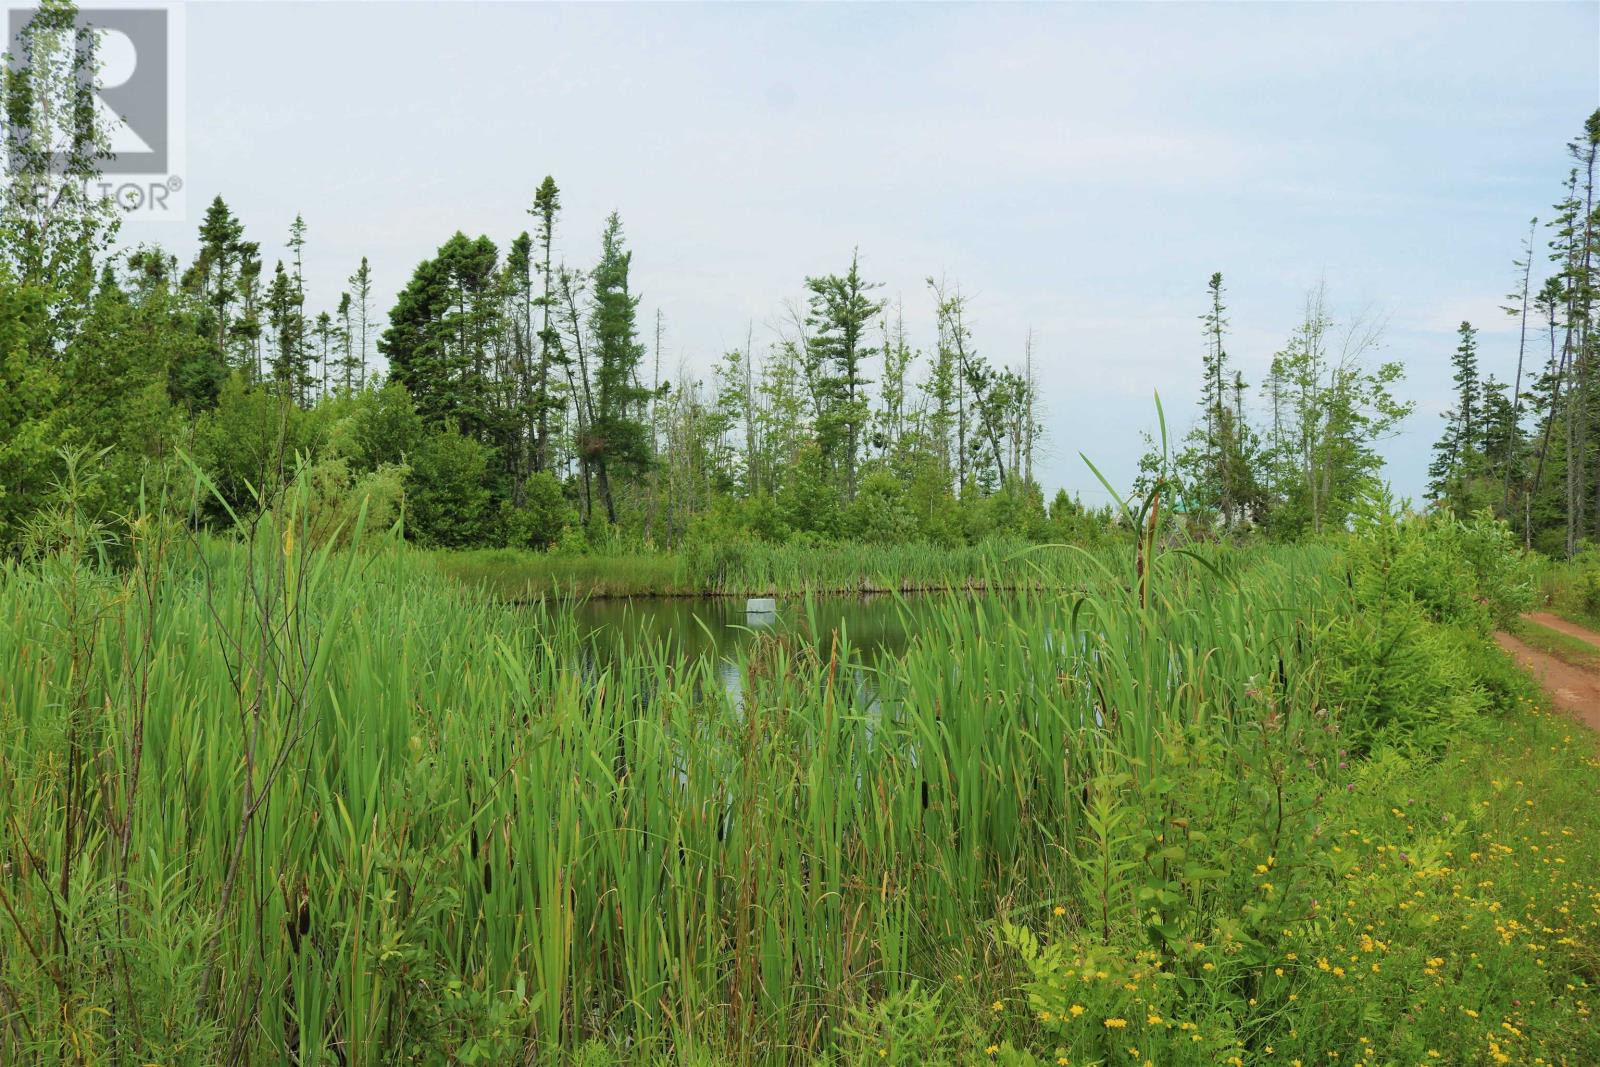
[571,593,946,667]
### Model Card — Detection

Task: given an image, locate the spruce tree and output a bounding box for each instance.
[336,292,355,393]
[506,232,536,498]
[529,177,565,473]
[1428,321,1481,505]
[314,310,334,400]
[381,234,500,438]
[804,252,884,499]
[347,257,374,389]
[587,213,652,525]
[236,242,264,380]
[287,216,310,394]
[266,262,310,403]
[195,196,245,362]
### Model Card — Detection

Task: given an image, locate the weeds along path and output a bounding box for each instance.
[1524,610,1600,650]
[1496,622,1600,733]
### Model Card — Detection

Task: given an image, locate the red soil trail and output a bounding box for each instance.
[1495,619,1600,734]
[1523,612,1600,651]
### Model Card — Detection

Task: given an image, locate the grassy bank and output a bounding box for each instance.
[430,537,1062,599]
[1,491,1586,1064]
[1534,551,1600,631]
[968,689,1600,1067]
[1511,616,1600,669]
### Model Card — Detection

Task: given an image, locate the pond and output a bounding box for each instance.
[563,591,1081,718]
[571,593,958,668]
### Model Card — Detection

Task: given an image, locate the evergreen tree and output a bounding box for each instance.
[529,177,565,473]
[347,256,374,389]
[805,252,884,499]
[190,197,246,389]
[1479,375,1519,492]
[313,310,334,400]
[586,213,652,525]
[266,261,310,403]
[335,292,356,393]
[287,215,310,393]
[1428,321,1481,504]
[380,233,501,439]
[503,232,536,500]
[1180,272,1257,528]
[236,242,264,380]
[1528,273,1570,543]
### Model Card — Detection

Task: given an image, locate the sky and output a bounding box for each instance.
[114,0,1600,505]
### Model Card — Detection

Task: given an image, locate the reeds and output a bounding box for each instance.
[431,537,1059,600]
[0,481,1341,1063]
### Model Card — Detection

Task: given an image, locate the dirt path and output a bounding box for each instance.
[1496,624,1600,733]
[1524,611,1600,651]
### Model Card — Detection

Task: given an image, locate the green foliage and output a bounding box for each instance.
[3,457,1592,1065]
[406,423,492,547]
[497,471,573,550]
[1448,508,1538,628]
[0,29,1593,1061]
[294,454,407,550]
[586,213,653,483]
[1344,499,1535,633]
[993,699,1594,1067]
[0,269,59,548]
[838,982,958,1066]
[196,374,326,516]
[804,250,884,499]
[1580,569,1600,616]
[1323,498,1535,751]
[1534,546,1600,627]
[1320,599,1487,753]
[841,469,917,543]
[976,517,1578,1067]
[331,379,424,470]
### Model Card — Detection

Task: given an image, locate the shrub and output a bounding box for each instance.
[406,424,492,547]
[1321,598,1488,752]
[1450,508,1537,627]
[330,380,424,470]
[195,375,326,518]
[1327,499,1531,750]
[497,472,573,550]
[296,454,407,550]
[1344,498,1533,634]
[842,470,917,544]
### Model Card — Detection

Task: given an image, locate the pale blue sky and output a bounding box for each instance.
[121,1,1600,504]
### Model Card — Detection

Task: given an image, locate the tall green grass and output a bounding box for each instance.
[1532,548,1600,629]
[0,470,1350,1062]
[432,537,1072,600]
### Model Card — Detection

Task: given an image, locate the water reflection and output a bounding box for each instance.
[574,594,940,665]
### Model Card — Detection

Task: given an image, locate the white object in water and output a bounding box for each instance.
[746,597,777,614]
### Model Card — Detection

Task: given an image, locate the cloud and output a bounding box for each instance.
[118,1,1599,501]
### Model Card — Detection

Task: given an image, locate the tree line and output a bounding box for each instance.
[1425,110,1600,557]
[3,4,1593,557]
